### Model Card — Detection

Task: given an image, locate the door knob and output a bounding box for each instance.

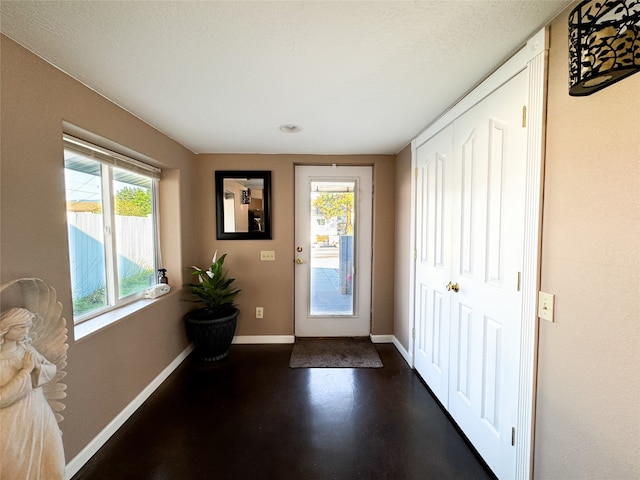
[296,258,304,264]
[446,281,460,293]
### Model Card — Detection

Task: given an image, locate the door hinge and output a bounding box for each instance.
[522,106,527,128]
[517,272,522,292]
[414,167,418,180]
[412,328,416,339]
[414,249,417,261]
[511,427,516,446]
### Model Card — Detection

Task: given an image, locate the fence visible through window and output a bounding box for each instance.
[64,135,159,321]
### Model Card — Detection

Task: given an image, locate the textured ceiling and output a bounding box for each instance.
[0,1,571,155]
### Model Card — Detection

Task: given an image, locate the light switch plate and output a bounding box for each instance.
[260,250,275,261]
[538,291,555,322]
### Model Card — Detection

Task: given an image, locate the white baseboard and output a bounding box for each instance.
[64,345,194,479]
[370,334,394,343]
[371,334,413,367]
[392,336,413,367]
[232,335,295,344]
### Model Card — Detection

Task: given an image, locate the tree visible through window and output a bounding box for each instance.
[312,192,354,234]
[63,136,160,322]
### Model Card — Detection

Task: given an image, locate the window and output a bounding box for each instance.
[63,135,161,323]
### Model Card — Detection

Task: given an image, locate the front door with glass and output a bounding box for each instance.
[294,166,372,337]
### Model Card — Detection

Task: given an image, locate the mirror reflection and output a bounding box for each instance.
[222,178,264,232]
[215,171,271,240]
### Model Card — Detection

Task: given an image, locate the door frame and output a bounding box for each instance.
[409,28,548,479]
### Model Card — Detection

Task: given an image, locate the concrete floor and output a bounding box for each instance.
[72,343,494,480]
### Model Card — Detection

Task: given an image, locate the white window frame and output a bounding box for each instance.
[63,134,161,325]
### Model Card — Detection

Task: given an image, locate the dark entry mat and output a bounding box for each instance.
[289,337,383,368]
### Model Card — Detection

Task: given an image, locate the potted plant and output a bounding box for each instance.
[184,251,241,361]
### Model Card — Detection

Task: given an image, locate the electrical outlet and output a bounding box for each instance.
[538,291,555,322]
[260,250,276,261]
[255,307,264,319]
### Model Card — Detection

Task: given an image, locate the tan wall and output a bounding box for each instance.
[393,144,412,351]
[534,6,640,479]
[194,154,395,337]
[0,35,199,460]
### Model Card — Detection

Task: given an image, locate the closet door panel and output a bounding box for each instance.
[448,70,528,480]
[413,125,454,407]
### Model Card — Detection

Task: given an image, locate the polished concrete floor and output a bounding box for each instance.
[72,343,495,480]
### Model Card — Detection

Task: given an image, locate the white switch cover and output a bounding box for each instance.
[260,250,276,261]
[255,307,264,318]
[538,291,555,322]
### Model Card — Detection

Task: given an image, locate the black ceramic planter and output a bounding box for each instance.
[184,307,239,361]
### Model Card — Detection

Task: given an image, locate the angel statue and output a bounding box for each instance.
[0,278,68,480]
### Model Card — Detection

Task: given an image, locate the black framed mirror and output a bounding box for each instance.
[215,170,272,240]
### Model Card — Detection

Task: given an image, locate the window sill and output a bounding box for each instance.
[73,289,179,341]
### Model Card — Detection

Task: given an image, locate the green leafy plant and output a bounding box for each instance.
[185,251,241,317]
[115,186,152,217]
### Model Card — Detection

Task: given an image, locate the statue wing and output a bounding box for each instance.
[0,278,68,422]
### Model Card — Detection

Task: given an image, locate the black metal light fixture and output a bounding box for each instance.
[569,0,640,96]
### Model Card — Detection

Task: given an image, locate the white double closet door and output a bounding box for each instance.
[414,70,527,479]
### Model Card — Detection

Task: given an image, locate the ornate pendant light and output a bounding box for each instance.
[569,0,640,96]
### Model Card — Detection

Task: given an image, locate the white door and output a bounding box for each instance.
[294,166,372,337]
[413,70,527,479]
[447,70,527,479]
[413,124,454,406]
